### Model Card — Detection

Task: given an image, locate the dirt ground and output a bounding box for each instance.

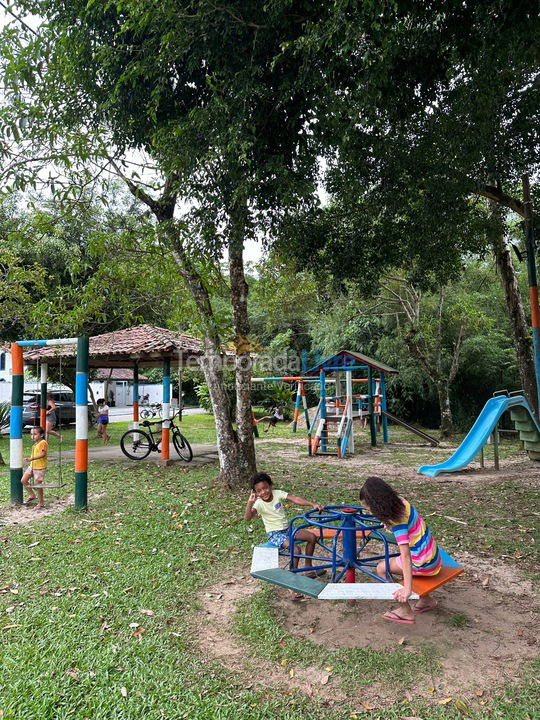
[0,492,105,525]
[196,554,539,708]
[259,435,540,489]
[196,436,539,708]
[3,434,539,708]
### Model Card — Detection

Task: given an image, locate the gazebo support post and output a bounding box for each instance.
[133,362,139,432]
[161,358,171,462]
[40,362,48,430]
[75,336,89,510]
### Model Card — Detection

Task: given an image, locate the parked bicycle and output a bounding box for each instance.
[139,402,162,419]
[120,410,193,462]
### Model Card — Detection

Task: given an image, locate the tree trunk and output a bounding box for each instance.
[228,203,257,485]
[436,379,454,438]
[490,208,538,414]
[170,239,255,488]
[404,331,456,437]
[199,337,253,488]
[124,178,257,489]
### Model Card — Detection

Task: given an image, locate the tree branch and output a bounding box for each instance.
[477,184,524,217]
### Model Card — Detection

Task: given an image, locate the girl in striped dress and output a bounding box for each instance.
[359,476,441,624]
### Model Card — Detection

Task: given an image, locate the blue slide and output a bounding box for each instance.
[417,394,540,477]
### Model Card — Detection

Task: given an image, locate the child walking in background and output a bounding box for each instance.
[45,393,62,440]
[21,426,48,510]
[96,398,111,444]
[255,407,284,433]
[245,472,325,596]
[359,476,441,624]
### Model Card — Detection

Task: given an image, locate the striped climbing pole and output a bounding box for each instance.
[10,342,24,504]
[380,373,389,443]
[75,337,89,510]
[161,358,171,461]
[292,382,301,432]
[292,380,310,434]
[10,336,79,505]
[40,362,48,430]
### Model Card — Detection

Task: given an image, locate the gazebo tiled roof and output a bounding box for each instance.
[94,368,149,381]
[23,324,226,369]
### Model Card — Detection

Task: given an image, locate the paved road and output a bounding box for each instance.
[61,441,219,468]
[108,406,206,423]
[1,406,206,435]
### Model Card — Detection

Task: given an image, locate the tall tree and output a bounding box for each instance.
[0,1,328,487]
[278,0,540,411]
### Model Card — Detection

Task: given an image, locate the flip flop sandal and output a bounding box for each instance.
[413,600,438,614]
[383,611,415,624]
[288,592,305,601]
[23,497,37,505]
[33,505,46,511]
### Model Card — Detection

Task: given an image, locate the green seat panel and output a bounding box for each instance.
[251,568,327,598]
[377,529,398,545]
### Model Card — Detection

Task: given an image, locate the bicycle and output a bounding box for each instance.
[139,402,162,419]
[120,410,193,462]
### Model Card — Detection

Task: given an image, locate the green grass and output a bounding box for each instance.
[233,587,440,692]
[445,611,471,629]
[0,463,340,719]
[0,413,538,718]
[0,413,218,499]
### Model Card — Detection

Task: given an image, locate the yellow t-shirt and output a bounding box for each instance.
[30,439,48,470]
[253,489,289,532]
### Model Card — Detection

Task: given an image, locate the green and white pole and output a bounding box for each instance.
[10,342,24,504]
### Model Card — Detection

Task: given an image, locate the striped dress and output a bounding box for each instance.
[389,499,441,576]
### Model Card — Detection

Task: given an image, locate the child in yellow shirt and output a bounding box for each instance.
[22,426,48,510]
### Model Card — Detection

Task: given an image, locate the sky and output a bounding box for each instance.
[0,6,294,266]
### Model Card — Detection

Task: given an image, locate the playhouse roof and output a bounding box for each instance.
[304,350,398,376]
[22,324,232,369]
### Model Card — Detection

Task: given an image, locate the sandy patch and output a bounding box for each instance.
[195,556,538,707]
[195,572,348,703]
[0,492,105,525]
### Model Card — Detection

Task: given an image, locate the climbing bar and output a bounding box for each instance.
[16,338,78,347]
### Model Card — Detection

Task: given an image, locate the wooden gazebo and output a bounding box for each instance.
[23,325,231,464]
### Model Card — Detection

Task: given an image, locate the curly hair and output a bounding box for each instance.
[250,472,273,490]
[359,476,405,525]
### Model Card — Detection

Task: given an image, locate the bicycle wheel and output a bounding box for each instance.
[120,429,153,460]
[140,408,151,419]
[173,431,193,462]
